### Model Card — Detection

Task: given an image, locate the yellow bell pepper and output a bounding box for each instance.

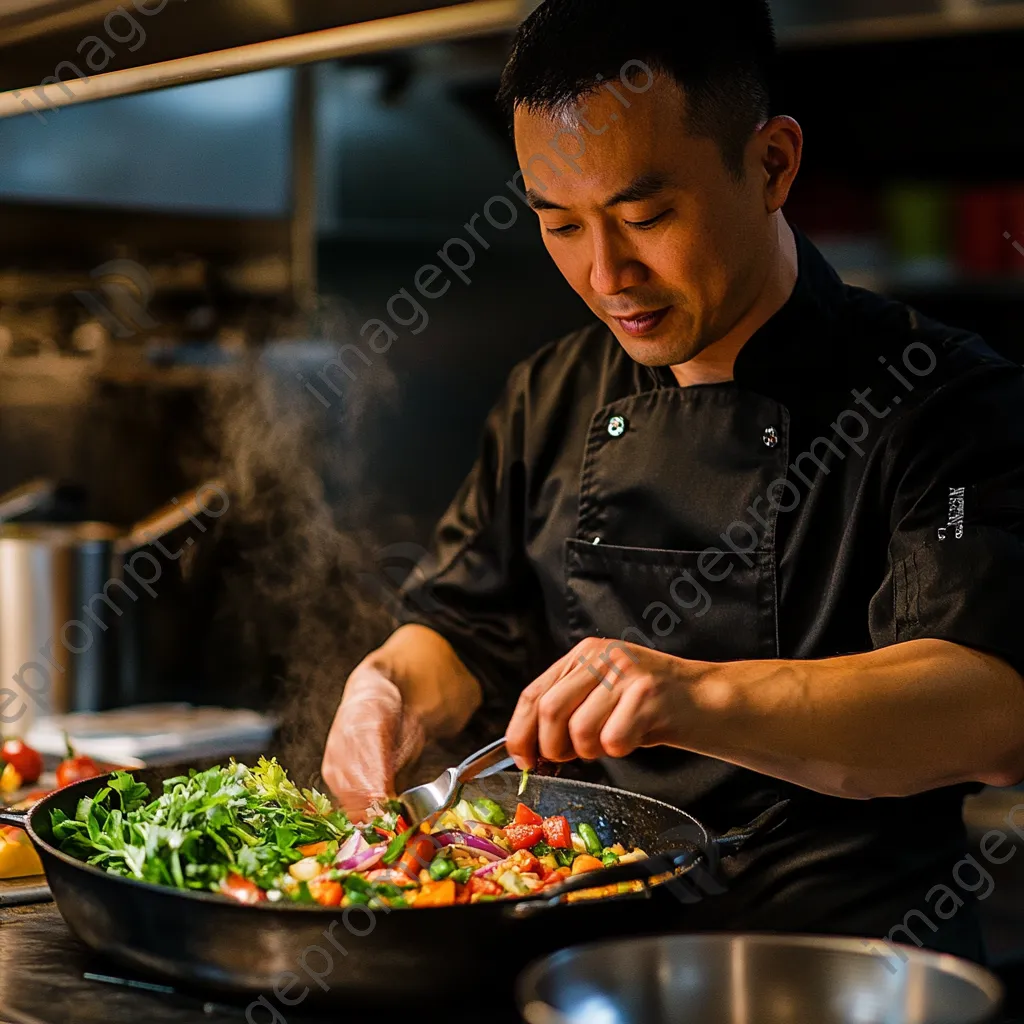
[0,763,23,794]
[0,825,43,879]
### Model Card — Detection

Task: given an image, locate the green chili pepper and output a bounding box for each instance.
[518,768,530,796]
[472,798,507,827]
[429,855,455,881]
[381,826,417,865]
[450,867,471,885]
[578,823,603,857]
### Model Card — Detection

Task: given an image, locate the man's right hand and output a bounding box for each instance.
[320,662,426,819]
[320,625,484,819]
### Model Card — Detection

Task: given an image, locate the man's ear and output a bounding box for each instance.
[758,116,803,214]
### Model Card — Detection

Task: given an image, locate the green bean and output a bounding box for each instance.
[578,823,603,857]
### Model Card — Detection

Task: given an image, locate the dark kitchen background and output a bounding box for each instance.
[1,0,1024,1002]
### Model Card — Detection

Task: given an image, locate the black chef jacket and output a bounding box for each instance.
[398,228,1024,959]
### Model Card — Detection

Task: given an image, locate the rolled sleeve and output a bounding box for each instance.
[869,365,1024,677]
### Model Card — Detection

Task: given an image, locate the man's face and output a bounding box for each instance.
[514,75,774,368]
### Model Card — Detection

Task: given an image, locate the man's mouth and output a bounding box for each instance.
[611,307,671,337]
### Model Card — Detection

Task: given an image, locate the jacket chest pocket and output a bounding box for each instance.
[564,538,778,661]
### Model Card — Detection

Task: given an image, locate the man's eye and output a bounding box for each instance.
[545,224,580,236]
[626,211,670,230]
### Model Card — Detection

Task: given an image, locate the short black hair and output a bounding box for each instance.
[498,0,777,179]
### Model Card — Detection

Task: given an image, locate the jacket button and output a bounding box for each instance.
[608,415,627,438]
[762,426,779,449]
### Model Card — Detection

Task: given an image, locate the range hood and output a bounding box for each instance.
[0,0,522,119]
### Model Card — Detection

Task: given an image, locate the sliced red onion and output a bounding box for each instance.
[335,831,370,863]
[432,830,505,861]
[473,855,513,878]
[335,843,386,873]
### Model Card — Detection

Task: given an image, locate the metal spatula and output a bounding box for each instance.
[398,736,514,825]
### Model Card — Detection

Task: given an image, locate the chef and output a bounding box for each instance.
[322,0,1024,958]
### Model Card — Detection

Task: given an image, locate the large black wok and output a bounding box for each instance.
[0,768,786,1005]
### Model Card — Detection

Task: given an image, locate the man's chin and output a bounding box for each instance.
[610,331,703,369]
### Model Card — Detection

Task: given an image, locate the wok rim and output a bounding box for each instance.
[515,932,1006,1015]
[13,769,701,914]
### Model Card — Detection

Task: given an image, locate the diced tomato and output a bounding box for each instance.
[398,835,439,879]
[467,876,503,898]
[513,802,543,826]
[505,823,544,851]
[542,815,572,849]
[454,882,472,904]
[571,854,604,875]
[297,841,330,858]
[308,877,343,907]
[413,878,456,907]
[221,873,267,905]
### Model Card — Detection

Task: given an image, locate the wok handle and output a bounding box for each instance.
[711,798,791,855]
[508,844,705,917]
[0,807,30,828]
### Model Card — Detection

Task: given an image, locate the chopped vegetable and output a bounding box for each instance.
[51,760,648,909]
[514,803,543,826]
[571,854,604,875]
[472,798,507,827]
[542,816,572,850]
[0,825,44,879]
[518,768,530,796]
[505,823,544,851]
[1,739,43,785]
[55,735,104,789]
[578,823,603,857]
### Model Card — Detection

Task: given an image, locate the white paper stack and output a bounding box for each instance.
[26,704,278,765]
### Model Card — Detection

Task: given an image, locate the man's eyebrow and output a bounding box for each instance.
[605,173,673,207]
[525,173,673,213]
[526,189,566,211]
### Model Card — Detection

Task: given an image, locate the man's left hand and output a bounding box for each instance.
[506,637,715,768]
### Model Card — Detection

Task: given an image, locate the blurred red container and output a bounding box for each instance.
[1005,185,1024,274]
[955,188,1007,275]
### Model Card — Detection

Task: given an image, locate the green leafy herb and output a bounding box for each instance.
[49,762,353,895]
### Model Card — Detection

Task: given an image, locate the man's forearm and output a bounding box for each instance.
[677,639,1024,799]
[365,624,483,740]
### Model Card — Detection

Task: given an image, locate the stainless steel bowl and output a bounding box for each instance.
[517,934,1003,1024]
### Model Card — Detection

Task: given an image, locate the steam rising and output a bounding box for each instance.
[192,350,397,787]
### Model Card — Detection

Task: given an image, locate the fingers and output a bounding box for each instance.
[506,651,576,769]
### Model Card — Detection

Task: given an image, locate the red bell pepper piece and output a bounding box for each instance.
[513,802,543,826]
[505,823,544,851]
[308,877,344,907]
[397,835,439,879]
[542,815,572,849]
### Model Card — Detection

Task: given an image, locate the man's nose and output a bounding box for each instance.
[589,230,646,296]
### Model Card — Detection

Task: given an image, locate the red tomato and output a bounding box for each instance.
[504,823,544,851]
[56,755,103,789]
[0,739,43,785]
[542,816,572,849]
[221,873,267,905]
[308,877,344,907]
[513,802,543,826]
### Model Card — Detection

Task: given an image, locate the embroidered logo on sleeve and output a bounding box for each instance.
[938,487,966,541]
